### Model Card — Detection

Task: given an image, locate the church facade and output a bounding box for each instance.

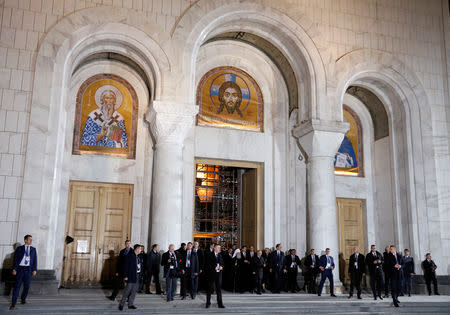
[0,0,449,288]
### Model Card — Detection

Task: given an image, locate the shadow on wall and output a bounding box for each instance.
[1,242,21,296]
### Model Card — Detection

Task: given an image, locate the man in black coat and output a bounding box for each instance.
[137,245,146,293]
[180,242,197,299]
[401,249,415,296]
[118,244,142,311]
[285,249,301,293]
[161,244,181,302]
[205,244,225,309]
[365,244,384,300]
[146,244,162,294]
[386,245,403,307]
[421,253,440,295]
[269,244,287,293]
[240,246,251,292]
[304,249,320,293]
[383,246,391,297]
[109,240,131,300]
[348,246,365,299]
[252,250,266,294]
[189,241,201,299]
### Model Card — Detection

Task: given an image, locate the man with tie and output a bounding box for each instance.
[161,244,180,302]
[348,247,365,299]
[421,253,440,295]
[205,244,225,309]
[365,244,384,300]
[118,244,142,311]
[401,249,415,297]
[248,246,256,292]
[286,249,301,293]
[180,242,194,299]
[241,246,251,292]
[318,248,336,297]
[109,240,131,301]
[304,249,319,293]
[189,241,201,299]
[269,244,287,293]
[386,245,403,307]
[146,244,162,294]
[383,246,391,298]
[252,250,266,295]
[10,235,37,310]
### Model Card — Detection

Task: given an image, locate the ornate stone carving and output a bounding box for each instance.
[146,101,199,146]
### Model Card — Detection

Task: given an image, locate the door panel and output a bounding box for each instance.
[63,181,132,286]
[242,169,257,247]
[337,198,364,286]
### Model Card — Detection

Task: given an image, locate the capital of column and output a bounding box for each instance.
[146,101,199,146]
[293,119,349,160]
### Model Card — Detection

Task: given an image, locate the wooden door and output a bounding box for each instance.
[242,169,257,247]
[63,181,133,286]
[337,198,364,286]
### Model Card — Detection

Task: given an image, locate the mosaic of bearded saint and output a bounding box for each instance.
[217,81,243,117]
[81,85,128,148]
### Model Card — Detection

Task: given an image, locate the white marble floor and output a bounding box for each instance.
[1,289,449,314]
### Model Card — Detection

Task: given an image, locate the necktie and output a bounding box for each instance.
[26,246,29,256]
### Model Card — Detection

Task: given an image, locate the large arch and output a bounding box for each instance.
[333,49,441,266]
[18,7,170,269]
[171,0,333,121]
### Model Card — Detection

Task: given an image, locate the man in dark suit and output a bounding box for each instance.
[161,244,180,302]
[137,245,146,293]
[365,244,384,300]
[421,253,440,295]
[348,246,365,299]
[109,240,131,300]
[189,241,201,299]
[10,235,37,310]
[383,246,391,297]
[317,248,336,297]
[205,244,225,308]
[119,244,142,311]
[180,242,193,299]
[401,249,415,296]
[286,249,301,293]
[304,248,320,293]
[240,246,251,292]
[146,244,162,294]
[252,250,266,294]
[269,244,287,293]
[262,248,271,292]
[386,245,403,307]
[176,243,187,299]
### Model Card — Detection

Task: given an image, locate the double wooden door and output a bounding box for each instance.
[337,198,365,286]
[62,181,133,286]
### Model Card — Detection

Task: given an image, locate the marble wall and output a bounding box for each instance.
[0,0,448,278]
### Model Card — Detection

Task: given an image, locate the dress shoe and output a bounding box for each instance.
[318,293,321,296]
[393,301,399,307]
[261,289,266,293]
[21,300,26,304]
[429,292,432,296]
[399,293,404,296]
[218,304,225,308]
[257,292,261,295]
[118,305,123,311]
[206,303,211,308]
[408,294,411,297]
[108,295,115,301]
[128,305,137,309]
[357,296,362,299]
[348,295,352,299]
[435,292,440,295]
[137,290,143,294]
[378,295,383,300]
[181,296,186,300]
[331,294,337,297]
[384,294,389,298]
[9,304,15,310]
[145,291,151,294]
[374,296,377,300]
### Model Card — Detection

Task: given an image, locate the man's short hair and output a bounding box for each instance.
[214,244,221,248]
[371,244,376,248]
[181,243,186,247]
[187,242,192,245]
[404,249,409,252]
[276,244,281,249]
[152,244,158,250]
[425,253,431,257]
[24,234,32,241]
[325,248,330,251]
[133,244,141,250]
[390,245,396,248]
[125,240,131,244]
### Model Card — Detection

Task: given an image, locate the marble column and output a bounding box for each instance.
[146,101,198,249]
[294,119,348,285]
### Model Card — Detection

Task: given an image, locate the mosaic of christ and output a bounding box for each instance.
[196,66,263,132]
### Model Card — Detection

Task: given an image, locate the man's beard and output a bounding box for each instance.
[218,100,243,117]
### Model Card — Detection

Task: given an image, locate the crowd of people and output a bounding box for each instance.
[107,240,441,310]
